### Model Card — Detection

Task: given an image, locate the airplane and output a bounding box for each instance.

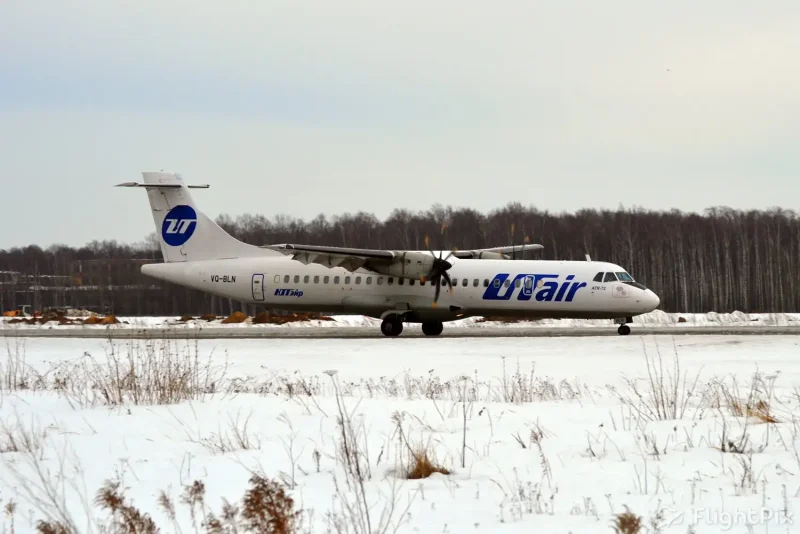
[117,171,661,337]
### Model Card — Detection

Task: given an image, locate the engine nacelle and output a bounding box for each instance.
[370,251,435,280]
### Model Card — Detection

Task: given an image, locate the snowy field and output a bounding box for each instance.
[2,310,800,332]
[1,334,799,533]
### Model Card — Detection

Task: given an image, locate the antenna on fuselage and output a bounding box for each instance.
[585,253,592,261]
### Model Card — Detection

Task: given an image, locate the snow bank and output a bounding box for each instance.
[1,310,799,331]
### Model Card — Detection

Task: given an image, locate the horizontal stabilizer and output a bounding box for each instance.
[116,181,210,189]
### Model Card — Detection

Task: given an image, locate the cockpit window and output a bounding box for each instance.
[616,272,634,282]
[592,272,604,282]
[603,272,618,283]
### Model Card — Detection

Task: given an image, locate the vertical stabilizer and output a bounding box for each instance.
[117,171,276,263]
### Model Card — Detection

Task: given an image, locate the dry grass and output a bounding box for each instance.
[55,338,229,408]
[188,410,264,454]
[611,506,642,533]
[252,312,334,324]
[0,414,47,454]
[611,336,704,422]
[708,370,782,423]
[27,474,303,534]
[222,311,249,324]
[405,448,450,480]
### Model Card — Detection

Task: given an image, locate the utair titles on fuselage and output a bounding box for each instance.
[118,171,661,337]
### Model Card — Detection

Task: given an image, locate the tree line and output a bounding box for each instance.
[1,203,798,315]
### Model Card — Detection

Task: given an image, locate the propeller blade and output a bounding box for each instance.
[443,271,454,293]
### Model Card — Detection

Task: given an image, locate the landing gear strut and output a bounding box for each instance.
[421,321,443,336]
[381,315,403,337]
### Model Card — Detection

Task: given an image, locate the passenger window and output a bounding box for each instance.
[284,275,290,283]
[398,277,404,285]
[355,276,361,284]
[314,275,319,283]
[324,276,330,283]
[366,276,372,285]
[334,276,340,284]
[493,279,501,288]
[515,279,521,288]
[294,275,300,283]
[462,278,468,287]
[525,277,533,289]
[593,272,604,282]
[377,277,383,285]
[409,279,415,286]
[345,276,351,284]
[603,272,618,283]
[485,279,490,287]
[504,280,511,287]
[303,275,309,283]
[274,275,280,283]
[473,278,479,287]
[388,277,393,285]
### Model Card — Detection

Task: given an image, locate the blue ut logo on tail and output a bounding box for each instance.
[162,205,197,246]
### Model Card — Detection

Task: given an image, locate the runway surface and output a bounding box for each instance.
[1,325,797,339]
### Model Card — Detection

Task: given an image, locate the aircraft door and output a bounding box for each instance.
[605,272,629,298]
[522,275,535,297]
[252,274,265,301]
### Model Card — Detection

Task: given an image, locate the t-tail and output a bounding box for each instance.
[117,171,275,263]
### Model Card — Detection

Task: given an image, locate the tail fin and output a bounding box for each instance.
[117,171,276,263]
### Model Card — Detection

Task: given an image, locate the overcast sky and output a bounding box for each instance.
[2,1,799,249]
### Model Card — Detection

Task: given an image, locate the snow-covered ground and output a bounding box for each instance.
[2,310,800,331]
[1,334,799,533]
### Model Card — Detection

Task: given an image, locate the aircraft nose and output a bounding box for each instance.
[647,289,660,310]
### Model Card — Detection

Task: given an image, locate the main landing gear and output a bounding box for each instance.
[380,315,444,337]
[421,321,443,336]
[380,315,403,337]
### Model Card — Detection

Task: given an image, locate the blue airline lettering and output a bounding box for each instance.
[274,288,304,297]
[482,273,586,302]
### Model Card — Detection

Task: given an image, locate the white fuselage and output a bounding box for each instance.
[141,252,660,322]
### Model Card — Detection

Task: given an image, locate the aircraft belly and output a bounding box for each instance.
[341,295,394,308]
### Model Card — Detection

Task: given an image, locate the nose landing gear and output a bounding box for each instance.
[615,317,633,336]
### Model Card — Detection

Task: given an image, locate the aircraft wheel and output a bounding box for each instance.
[618,324,631,336]
[421,321,444,336]
[381,316,403,337]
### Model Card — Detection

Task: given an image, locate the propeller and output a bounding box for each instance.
[508,223,531,260]
[421,233,456,308]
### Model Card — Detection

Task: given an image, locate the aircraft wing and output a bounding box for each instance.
[263,242,544,271]
[262,244,397,271]
[452,243,544,258]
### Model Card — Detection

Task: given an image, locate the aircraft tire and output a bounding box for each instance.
[617,324,631,336]
[421,321,444,336]
[381,316,403,337]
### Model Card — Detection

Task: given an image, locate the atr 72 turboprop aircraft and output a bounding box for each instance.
[118,172,660,337]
